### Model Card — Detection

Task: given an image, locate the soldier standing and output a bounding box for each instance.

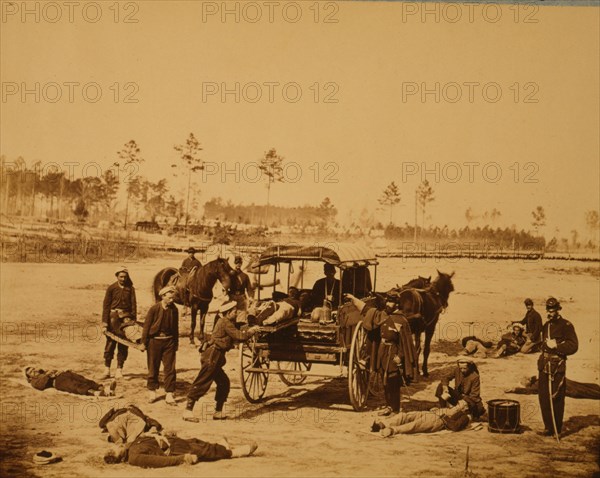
[101,267,137,379]
[141,286,179,406]
[183,301,260,422]
[377,310,409,416]
[230,255,253,313]
[537,297,578,438]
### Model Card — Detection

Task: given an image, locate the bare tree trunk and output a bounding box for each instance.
[185,171,191,236]
[58,178,63,220]
[2,172,10,214]
[124,191,130,230]
[413,191,418,242]
[265,180,271,227]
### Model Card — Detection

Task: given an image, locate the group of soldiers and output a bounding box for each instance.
[347,293,579,439]
[101,248,260,424]
[101,251,579,441]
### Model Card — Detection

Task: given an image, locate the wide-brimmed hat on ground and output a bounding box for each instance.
[33,451,62,465]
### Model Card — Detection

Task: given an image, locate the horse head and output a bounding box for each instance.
[400,275,431,290]
[214,257,241,294]
[433,270,455,308]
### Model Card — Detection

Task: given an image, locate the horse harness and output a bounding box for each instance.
[397,285,445,329]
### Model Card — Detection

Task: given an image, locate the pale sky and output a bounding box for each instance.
[1,1,599,236]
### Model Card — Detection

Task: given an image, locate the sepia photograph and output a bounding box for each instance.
[1,0,599,476]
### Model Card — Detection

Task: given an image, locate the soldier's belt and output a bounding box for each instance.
[542,352,565,360]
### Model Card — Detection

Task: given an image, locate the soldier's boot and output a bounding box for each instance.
[182,400,200,422]
[115,368,124,379]
[100,367,111,379]
[165,392,177,406]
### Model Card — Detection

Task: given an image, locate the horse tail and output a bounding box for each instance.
[152,267,179,302]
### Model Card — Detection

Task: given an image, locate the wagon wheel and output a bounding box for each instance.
[239,339,269,403]
[277,361,312,386]
[348,324,370,411]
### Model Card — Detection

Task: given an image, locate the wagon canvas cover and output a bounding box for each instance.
[257,244,378,269]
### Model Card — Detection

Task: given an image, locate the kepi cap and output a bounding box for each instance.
[159,285,176,297]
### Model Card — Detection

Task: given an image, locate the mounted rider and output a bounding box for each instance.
[178,247,202,306]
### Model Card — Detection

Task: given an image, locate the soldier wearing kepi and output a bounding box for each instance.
[538,297,578,438]
[377,309,409,416]
[141,286,179,406]
[344,293,417,417]
[230,255,253,314]
[183,301,260,422]
[101,267,137,379]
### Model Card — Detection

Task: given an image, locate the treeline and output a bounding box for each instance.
[203,197,337,229]
[0,157,186,225]
[0,157,118,221]
[383,224,546,248]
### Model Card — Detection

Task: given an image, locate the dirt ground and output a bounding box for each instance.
[1,256,599,477]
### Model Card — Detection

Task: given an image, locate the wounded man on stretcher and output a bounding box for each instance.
[246,287,313,326]
[110,316,144,344]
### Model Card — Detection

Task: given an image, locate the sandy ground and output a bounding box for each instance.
[1,257,599,478]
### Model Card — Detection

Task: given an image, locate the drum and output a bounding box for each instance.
[487,399,521,433]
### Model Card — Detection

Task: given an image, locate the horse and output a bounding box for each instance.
[401,276,431,290]
[391,270,455,377]
[152,257,240,344]
[382,276,431,303]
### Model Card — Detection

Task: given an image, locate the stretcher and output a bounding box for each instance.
[103,330,145,351]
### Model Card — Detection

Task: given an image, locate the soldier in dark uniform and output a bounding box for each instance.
[537,297,578,437]
[520,298,543,354]
[141,286,179,406]
[435,358,485,419]
[181,247,202,272]
[179,247,202,316]
[230,255,253,315]
[183,301,260,422]
[493,323,527,358]
[102,267,137,379]
[344,293,418,416]
[377,311,409,416]
[312,263,341,309]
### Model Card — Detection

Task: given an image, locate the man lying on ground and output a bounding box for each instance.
[104,428,258,467]
[505,376,600,400]
[460,336,493,358]
[99,404,163,444]
[24,367,116,397]
[371,404,472,437]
